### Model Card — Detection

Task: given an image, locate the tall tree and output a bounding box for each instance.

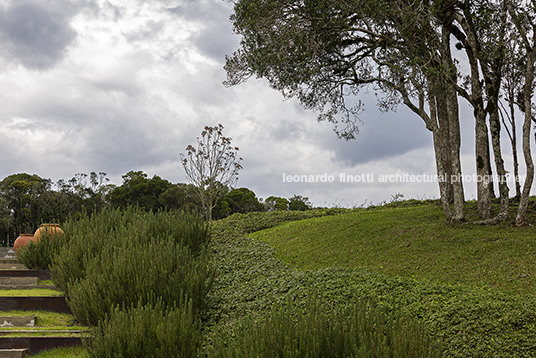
[109,171,171,211]
[0,173,52,237]
[506,0,536,225]
[225,0,466,221]
[500,30,525,200]
[181,124,243,220]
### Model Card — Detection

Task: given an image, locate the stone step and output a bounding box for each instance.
[0,348,29,358]
[0,271,50,280]
[0,266,26,272]
[0,337,81,355]
[0,330,87,335]
[0,261,18,266]
[0,317,35,328]
[0,278,37,289]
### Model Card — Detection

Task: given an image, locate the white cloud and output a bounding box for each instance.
[0,0,532,207]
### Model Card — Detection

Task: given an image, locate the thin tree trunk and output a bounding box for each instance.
[454,12,493,219]
[435,94,454,204]
[441,26,465,221]
[475,109,493,218]
[516,48,535,225]
[476,109,509,224]
[509,98,522,199]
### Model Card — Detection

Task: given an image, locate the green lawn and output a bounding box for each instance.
[0,288,63,297]
[251,201,536,296]
[29,345,87,357]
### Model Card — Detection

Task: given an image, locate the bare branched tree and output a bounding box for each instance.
[180,124,243,221]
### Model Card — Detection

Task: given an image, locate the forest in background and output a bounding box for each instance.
[0,171,312,246]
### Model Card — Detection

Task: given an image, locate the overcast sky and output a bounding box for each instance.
[0,0,531,207]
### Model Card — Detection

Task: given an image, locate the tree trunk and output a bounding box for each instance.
[475,106,492,218]
[516,48,535,225]
[476,108,509,224]
[441,26,465,221]
[509,97,521,199]
[435,94,454,204]
[432,128,453,222]
[454,12,492,219]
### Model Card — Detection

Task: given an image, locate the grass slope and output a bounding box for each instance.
[205,205,536,358]
[251,201,536,296]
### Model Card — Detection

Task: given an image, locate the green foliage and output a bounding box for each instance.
[68,239,213,326]
[264,196,290,211]
[0,173,53,243]
[17,232,64,270]
[203,204,536,358]
[251,201,536,295]
[217,208,354,234]
[210,297,443,358]
[27,345,87,358]
[52,207,210,295]
[50,207,212,329]
[288,194,312,211]
[109,171,172,211]
[213,187,265,219]
[87,300,201,358]
[157,183,202,213]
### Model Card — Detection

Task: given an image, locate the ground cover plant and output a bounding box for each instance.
[203,203,536,358]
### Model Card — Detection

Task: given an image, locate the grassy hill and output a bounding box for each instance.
[204,200,536,357]
[250,200,536,296]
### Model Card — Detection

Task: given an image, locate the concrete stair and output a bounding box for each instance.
[0,349,28,358]
[0,278,37,290]
[0,248,82,356]
[0,317,35,328]
[0,249,16,259]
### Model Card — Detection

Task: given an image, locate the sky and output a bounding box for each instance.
[0,0,531,207]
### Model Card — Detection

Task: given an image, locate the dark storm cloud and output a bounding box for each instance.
[328,106,433,166]
[0,0,81,70]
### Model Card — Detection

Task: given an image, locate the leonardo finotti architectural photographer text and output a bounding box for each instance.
[282,173,524,184]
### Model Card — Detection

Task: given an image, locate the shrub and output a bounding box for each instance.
[209,297,443,358]
[51,207,210,295]
[87,300,201,358]
[17,232,65,270]
[68,239,214,326]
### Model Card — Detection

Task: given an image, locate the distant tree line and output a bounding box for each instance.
[0,171,312,245]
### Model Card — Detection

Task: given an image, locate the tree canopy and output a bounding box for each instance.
[225,0,536,224]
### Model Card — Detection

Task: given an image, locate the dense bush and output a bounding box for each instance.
[87,300,201,358]
[17,231,65,270]
[210,297,443,358]
[45,206,214,357]
[68,239,214,326]
[52,206,210,295]
[50,206,212,327]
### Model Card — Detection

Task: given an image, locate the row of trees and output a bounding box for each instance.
[0,171,312,245]
[225,0,536,224]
